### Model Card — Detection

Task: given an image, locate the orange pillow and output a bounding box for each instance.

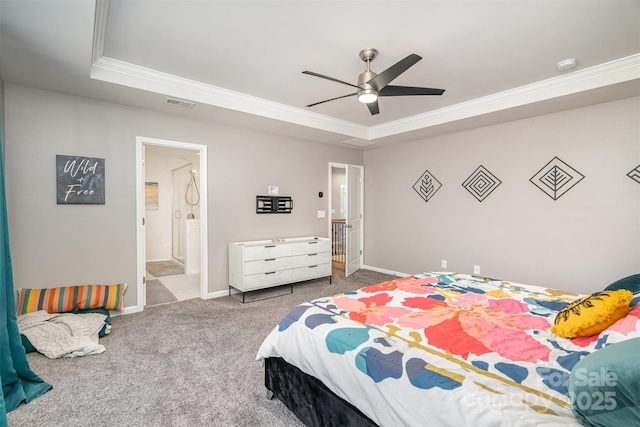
[551,290,632,338]
[16,284,126,315]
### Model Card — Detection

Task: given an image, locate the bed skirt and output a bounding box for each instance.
[264,357,377,427]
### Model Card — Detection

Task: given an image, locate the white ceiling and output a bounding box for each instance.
[1,0,639,148]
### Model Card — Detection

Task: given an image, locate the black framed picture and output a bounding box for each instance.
[56,155,105,204]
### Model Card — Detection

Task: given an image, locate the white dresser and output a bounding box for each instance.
[229,236,331,301]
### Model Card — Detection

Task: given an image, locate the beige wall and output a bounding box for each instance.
[3,84,363,308]
[4,83,639,305]
[364,97,640,294]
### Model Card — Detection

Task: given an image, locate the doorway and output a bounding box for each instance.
[136,137,208,311]
[328,163,363,278]
[330,165,347,275]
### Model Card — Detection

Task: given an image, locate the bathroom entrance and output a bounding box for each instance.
[136,136,208,311]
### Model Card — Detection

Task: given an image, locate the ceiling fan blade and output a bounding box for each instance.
[302,71,360,89]
[366,100,380,115]
[367,54,422,91]
[306,92,357,108]
[379,85,445,96]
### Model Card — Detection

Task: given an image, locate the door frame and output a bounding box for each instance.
[327,162,364,276]
[135,136,209,312]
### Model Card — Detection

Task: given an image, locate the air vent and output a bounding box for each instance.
[341,138,374,147]
[165,97,196,109]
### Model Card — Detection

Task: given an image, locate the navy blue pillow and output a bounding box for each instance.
[605,274,640,294]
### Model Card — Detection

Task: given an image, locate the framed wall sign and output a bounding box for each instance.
[56,154,105,204]
[145,182,159,209]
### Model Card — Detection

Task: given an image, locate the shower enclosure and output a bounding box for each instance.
[171,163,200,265]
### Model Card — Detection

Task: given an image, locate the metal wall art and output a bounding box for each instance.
[530,157,584,201]
[412,155,636,205]
[627,165,640,184]
[462,165,501,202]
[413,170,442,203]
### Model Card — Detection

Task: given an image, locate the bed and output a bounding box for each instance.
[256,271,640,427]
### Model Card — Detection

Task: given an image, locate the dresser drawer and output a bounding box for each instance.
[244,269,293,291]
[291,253,331,268]
[244,257,293,275]
[290,239,331,255]
[244,244,292,261]
[291,263,331,283]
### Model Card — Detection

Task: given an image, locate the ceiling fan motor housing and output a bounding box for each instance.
[357,70,378,102]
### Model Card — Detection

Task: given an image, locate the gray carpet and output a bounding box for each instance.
[146,260,185,277]
[146,279,178,306]
[7,268,398,427]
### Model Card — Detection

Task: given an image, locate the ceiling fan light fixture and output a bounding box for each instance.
[358,91,378,104]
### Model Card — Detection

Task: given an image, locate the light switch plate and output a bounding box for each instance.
[317,210,326,218]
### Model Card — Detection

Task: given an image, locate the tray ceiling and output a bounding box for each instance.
[1,1,639,147]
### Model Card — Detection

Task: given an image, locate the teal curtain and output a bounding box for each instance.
[0,120,52,425]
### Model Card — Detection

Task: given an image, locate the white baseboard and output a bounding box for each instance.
[111,305,140,317]
[362,264,411,278]
[206,289,229,299]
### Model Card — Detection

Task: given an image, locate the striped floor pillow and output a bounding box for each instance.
[16,284,126,315]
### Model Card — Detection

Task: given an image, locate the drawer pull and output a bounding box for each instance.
[265,271,276,275]
[308,253,317,256]
[264,245,276,248]
[308,241,317,244]
[265,258,276,261]
[308,265,318,268]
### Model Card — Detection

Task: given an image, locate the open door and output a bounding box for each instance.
[136,136,208,312]
[345,165,363,277]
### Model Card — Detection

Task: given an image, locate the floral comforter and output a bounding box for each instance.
[256,272,640,427]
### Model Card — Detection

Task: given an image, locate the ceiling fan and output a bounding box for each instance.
[303,48,445,115]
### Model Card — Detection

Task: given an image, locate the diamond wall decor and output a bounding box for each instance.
[530,157,584,200]
[462,165,502,202]
[413,169,442,203]
[627,165,640,184]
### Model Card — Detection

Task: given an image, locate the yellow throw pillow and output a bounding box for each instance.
[551,290,633,339]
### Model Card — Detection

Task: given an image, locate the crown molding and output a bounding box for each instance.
[90,0,367,139]
[368,54,640,141]
[90,56,369,139]
[91,0,638,143]
[91,52,639,143]
[91,0,110,64]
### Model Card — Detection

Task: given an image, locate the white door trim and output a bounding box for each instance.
[136,136,209,312]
